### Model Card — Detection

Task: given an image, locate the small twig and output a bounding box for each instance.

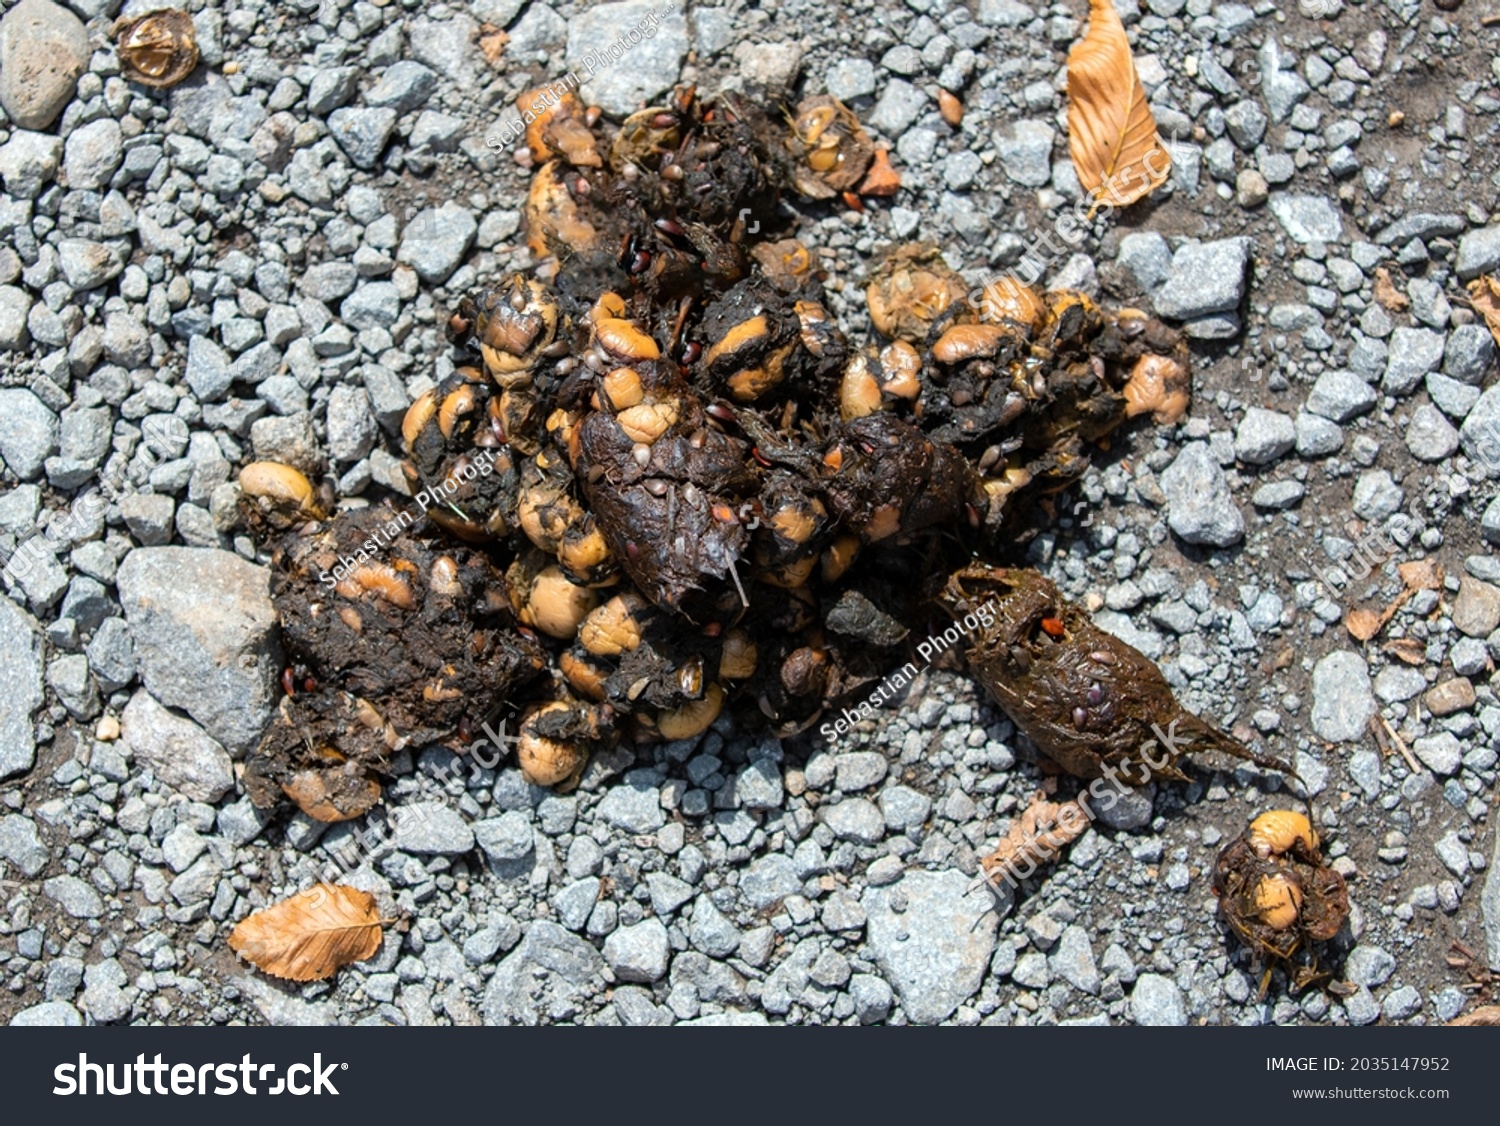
[1380,713,1423,776]
[1482,13,1500,26]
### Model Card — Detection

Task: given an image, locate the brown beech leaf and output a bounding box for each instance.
[479,25,508,66]
[1383,637,1427,665]
[1398,558,1443,592]
[981,792,1089,881]
[1373,267,1409,312]
[1344,607,1382,642]
[858,149,901,197]
[1448,1005,1500,1026]
[228,884,383,982]
[1468,275,1500,347]
[1067,0,1171,210]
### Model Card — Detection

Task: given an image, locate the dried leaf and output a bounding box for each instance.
[1373,267,1409,312]
[1448,1005,1500,1026]
[1344,607,1381,642]
[1066,0,1171,210]
[1468,275,1500,348]
[858,149,901,197]
[981,792,1089,881]
[1398,558,1443,591]
[229,884,383,982]
[479,26,508,66]
[1383,637,1427,665]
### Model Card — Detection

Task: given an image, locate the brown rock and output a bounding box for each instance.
[1425,677,1476,717]
[1453,576,1500,638]
[0,0,88,130]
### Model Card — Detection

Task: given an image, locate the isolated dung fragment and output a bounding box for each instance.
[945,565,1288,784]
[115,9,199,89]
[1214,811,1351,997]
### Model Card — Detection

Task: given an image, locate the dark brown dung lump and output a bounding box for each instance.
[237,85,1263,819]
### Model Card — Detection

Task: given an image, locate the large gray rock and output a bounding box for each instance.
[327,107,397,170]
[0,285,32,351]
[392,802,476,854]
[9,1001,82,1026]
[1153,238,1251,320]
[0,0,88,130]
[0,596,43,780]
[116,548,281,754]
[1258,37,1308,124]
[603,918,670,983]
[1309,650,1374,743]
[1381,326,1445,395]
[482,920,606,1025]
[120,689,235,802]
[0,388,59,481]
[396,203,477,284]
[62,117,123,191]
[863,868,1001,1024]
[1460,385,1500,475]
[995,119,1055,187]
[409,14,485,89]
[1457,225,1500,281]
[0,813,47,876]
[565,1,690,117]
[0,129,61,198]
[1483,826,1500,971]
[1234,407,1296,465]
[595,769,665,832]
[1269,193,1342,244]
[1306,370,1376,423]
[1160,442,1244,547]
[1129,973,1188,1025]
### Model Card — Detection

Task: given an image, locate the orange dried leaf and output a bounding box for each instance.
[1373,267,1409,312]
[1066,0,1170,210]
[479,26,508,66]
[1448,1005,1500,1026]
[1468,275,1500,348]
[1397,558,1442,592]
[982,793,1088,879]
[1382,637,1427,665]
[228,884,383,982]
[859,149,901,197]
[1344,607,1381,642]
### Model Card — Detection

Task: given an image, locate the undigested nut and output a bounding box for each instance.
[1248,810,1319,859]
[517,702,589,788]
[579,592,645,656]
[657,682,725,740]
[521,566,599,640]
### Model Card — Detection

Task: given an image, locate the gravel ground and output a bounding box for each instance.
[2,0,1499,1028]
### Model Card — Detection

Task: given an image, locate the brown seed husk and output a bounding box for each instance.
[115,9,200,89]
